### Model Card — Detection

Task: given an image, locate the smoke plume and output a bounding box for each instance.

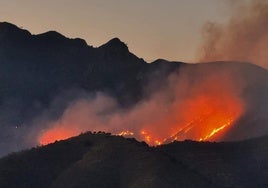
[36,65,245,146]
[199,0,268,68]
[3,1,268,156]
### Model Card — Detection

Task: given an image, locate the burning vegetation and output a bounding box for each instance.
[38,65,245,146]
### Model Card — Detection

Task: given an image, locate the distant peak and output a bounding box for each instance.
[0,22,31,35]
[0,22,20,29]
[151,59,170,64]
[99,37,129,52]
[36,31,66,39]
[107,37,124,44]
[34,31,88,47]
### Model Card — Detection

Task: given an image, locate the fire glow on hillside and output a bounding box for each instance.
[137,93,242,145]
[39,88,244,146]
[39,127,80,145]
[38,67,245,146]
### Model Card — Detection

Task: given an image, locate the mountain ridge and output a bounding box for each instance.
[1,21,268,157]
[1,22,268,187]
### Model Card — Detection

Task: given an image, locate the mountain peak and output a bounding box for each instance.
[37,30,65,38]
[0,22,21,30]
[99,37,129,52]
[0,22,17,28]
[107,37,124,45]
[0,22,31,37]
[151,59,170,64]
[33,30,88,47]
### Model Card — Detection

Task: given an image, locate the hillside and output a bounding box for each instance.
[0,22,180,156]
[1,22,268,157]
[0,132,268,188]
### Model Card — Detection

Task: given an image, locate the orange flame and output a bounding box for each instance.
[142,94,243,145]
[38,74,244,146]
[116,130,134,136]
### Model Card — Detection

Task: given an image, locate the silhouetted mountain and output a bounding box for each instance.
[0,22,182,108]
[1,132,268,188]
[0,22,184,156]
[0,22,145,104]
[1,22,268,157]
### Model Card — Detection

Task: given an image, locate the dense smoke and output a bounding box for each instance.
[35,65,245,146]
[2,0,268,157]
[2,58,268,158]
[199,0,268,68]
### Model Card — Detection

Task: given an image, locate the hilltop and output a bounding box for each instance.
[1,132,268,188]
[1,22,268,157]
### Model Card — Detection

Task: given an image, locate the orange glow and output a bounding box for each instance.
[199,123,229,141]
[134,78,245,145]
[116,130,134,136]
[38,75,244,146]
[141,93,244,145]
[139,130,162,145]
[39,127,79,145]
[177,94,243,142]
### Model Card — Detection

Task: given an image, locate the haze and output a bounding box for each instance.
[1,0,234,62]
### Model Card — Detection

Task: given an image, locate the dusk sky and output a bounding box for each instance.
[1,0,241,62]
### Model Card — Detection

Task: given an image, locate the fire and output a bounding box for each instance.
[135,87,244,145]
[138,130,161,145]
[37,71,245,146]
[163,97,242,144]
[38,93,243,146]
[199,123,229,141]
[116,130,134,136]
[183,95,242,142]
[38,92,243,146]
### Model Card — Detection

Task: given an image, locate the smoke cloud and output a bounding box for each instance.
[3,61,268,157]
[35,65,245,146]
[3,1,268,156]
[199,0,268,68]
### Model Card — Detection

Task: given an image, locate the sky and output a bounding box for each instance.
[0,0,234,62]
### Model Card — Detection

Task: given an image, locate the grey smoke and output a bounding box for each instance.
[199,0,268,68]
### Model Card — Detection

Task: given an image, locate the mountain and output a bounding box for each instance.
[0,22,182,156]
[1,22,268,156]
[0,132,268,188]
[0,22,144,105]
[0,21,181,115]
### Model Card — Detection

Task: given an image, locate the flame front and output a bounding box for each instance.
[138,93,244,145]
[116,130,134,136]
[38,94,244,146]
[199,122,230,141]
[38,72,245,146]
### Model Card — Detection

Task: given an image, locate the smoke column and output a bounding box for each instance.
[199,0,268,68]
[4,0,268,155]
[37,65,245,146]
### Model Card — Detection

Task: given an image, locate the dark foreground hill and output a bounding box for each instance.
[0,132,268,188]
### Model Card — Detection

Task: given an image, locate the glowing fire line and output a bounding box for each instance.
[116,130,134,136]
[199,121,231,141]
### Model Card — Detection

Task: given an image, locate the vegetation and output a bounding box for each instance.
[1,132,268,187]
